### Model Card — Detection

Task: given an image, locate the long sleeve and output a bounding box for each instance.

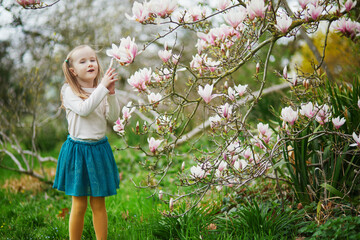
[106,91,120,123]
[63,84,109,117]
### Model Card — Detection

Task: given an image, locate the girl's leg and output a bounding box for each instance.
[90,196,108,240]
[69,196,88,240]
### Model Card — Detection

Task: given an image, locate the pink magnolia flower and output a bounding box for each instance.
[17,0,40,7]
[243,148,252,160]
[308,4,323,20]
[358,99,360,109]
[350,132,360,147]
[195,39,208,54]
[125,1,151,23]
[276,13,293,34]
[300,102,316,118]
[332,116,346,129]
[158,190,163,200]
[172,54,180,65]
[190,54,204,72]
[204,57,221,72]
[209,115,222,128]
[253,136,265,149]
[217,0,232,10]
[160,68,172,80]
[106,37,138,66]
[298,0,310,9]
[158,48,172,63]
[224,6,247,29]
[188,6,206,22]
[227,141,241,155]
[247,0,267,20]
[148,137,163,153]
[148,0,177,18]
[228,87,236,101]
[260,132,272,144]
[291,72,298,86]
[152,72,162,83]
[190,165,207,178]
[122,102,136,121]
[205,25,237,46]
[197,32,208,42]
[128,68,152,92]
[113,118,125,135]
[215,169,223,178]
[333,18,360,39]
[198,84,217,104]
[148,92,162,104]
[219,103,233,119]
[315,104,331,125]
[234,84,247,96]
[171,10,186,23]
[257,123,272,144]
[341,0,357,12]
[18,0,41,7]
[281,106,298,125]
[218,161,227,172]
[234,159,248,171]
[257,122,270,136]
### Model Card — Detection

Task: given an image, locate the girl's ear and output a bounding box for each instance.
[69,68,77,77]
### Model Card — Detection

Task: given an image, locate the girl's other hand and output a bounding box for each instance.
[101,68,118,93]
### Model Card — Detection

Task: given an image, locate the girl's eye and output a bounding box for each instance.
[91,60,96,62]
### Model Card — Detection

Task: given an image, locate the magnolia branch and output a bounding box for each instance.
[176,82,290,145]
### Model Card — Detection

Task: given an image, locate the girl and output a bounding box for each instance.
[53,45,120,240]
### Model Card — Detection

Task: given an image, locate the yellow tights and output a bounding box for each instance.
[69,196,108,240]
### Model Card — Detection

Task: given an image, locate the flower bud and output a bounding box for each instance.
[136,121,139,134]
[291,72,297,86]
[256,62,260,74]
[159,190,163,200]
[143,122,148,132]
[303,79,309,89]
[223,152,227,161]
[181,162,185,171]
[283,66,288,79]
[17,0,40,7]
[169,198,174,211]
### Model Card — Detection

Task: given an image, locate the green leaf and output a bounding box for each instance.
[320,183,352,203]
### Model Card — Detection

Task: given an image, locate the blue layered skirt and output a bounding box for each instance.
[53,136,120,197]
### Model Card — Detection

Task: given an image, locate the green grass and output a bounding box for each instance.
[1,134,358,239]
[0,180,164,239]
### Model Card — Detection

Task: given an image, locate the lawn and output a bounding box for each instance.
[1,135,359,239]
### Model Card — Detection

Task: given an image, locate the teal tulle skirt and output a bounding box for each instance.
[53,136,119,197]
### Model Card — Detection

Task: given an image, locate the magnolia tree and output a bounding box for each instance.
[106,0,360,213]
[15,0,360,212]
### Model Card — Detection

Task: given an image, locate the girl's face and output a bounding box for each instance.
[69,46,99,87]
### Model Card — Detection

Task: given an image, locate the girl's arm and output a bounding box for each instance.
[106,92,120,123]
[64,68,118,117]
[63,84,109,117]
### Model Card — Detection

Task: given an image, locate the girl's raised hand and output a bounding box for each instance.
[101,67,118,94]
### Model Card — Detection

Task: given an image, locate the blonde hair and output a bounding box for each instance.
[62,45,102,101]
